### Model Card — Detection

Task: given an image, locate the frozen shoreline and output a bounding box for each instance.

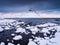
[0,18,60,45]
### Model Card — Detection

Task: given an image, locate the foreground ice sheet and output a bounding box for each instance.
[28,39,37,45]
[0,19,60,45]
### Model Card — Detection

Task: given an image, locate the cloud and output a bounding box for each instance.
[0,0,60,12]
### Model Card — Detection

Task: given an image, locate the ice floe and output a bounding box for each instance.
[11,34,15,36]
[0,42,5,45]
[8,43,14,45]
[26,26,39,34]
[17,44,20,45]
[13,35,22,40]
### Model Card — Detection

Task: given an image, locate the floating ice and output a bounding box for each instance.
[8,43,14,45]
[17,44,20,45]
[0,42,5,45]
[16,22,25,25]
[13,35,22,40]
[15,27,26,33]
[36,22,57,27]
[11,34,15,36]
[28,39,37,45]
[41,28,49,33]
[26,26,39,34]
[34,37,49,45]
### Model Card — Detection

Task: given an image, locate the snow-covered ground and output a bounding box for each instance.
[0,19,60,45]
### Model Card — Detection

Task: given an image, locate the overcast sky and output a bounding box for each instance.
[0,0,60,13]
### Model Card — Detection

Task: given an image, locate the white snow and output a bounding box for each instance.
[39,39,48,45]
[48,32,60,45]
[13,35,22,40]
[43,22,57,26]
[41,28,49,33]
[36,24,48,27]
[55,25,60,32]
[28,39,37,45]
[28,38,48,45]
[34,37,49,45]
